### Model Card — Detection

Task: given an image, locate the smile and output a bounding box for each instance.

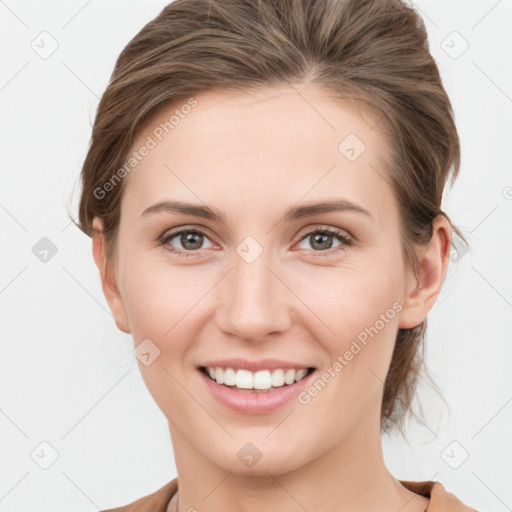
[200,366,314,392]
[197,363,317,414]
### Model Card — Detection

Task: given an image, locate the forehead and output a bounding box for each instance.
[124,84,397,231]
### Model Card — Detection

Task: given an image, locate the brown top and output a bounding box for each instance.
[102,478,479,512]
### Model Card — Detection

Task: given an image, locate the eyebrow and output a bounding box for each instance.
[141,199,372,223]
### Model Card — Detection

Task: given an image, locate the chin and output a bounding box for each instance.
[207,439,313,477]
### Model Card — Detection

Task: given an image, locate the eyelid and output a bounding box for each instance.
[160,224,353,245]
[160,224,214,241]
[160,223,354,260]
[295,224,353,242]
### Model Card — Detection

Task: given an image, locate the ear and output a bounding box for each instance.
[92,217,131,334]
[398,215,452,329]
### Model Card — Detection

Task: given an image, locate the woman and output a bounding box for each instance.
[77,0,478,510]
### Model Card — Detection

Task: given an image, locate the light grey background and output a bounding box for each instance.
[1,1,511,511]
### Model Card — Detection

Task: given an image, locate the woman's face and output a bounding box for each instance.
[98,84,427,476]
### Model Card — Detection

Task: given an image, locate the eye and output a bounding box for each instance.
[160,227,215,258]
[295,227,352,258]
[160,226,353,259]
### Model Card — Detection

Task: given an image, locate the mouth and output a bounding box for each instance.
[198,365,316,393]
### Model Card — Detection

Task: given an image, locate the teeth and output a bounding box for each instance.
[284,368,295,385]
[215,366,224,385]
[236,369,254,389]
[204,366,311,390]
[253,370,271,390]
[295,368,308,382]
[223,367,236,386]
[271,369,285,387]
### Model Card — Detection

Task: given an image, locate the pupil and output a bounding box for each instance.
[312,233,332,250]
[182,232,202,250]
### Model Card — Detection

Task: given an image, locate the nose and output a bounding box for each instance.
[215,248,291,343]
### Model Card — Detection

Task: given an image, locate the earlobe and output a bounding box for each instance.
[115,320,131,334]
[398,216,451,330]
[91,217,131,334]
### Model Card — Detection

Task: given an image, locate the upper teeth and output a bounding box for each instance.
[206,367,309,390]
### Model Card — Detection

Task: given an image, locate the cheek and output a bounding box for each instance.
[305,258,402,341]
[117,252,201,413]
[301,258,403,405]
[298,269,401,415]
[120,244,403,356]
[118,248,204,339]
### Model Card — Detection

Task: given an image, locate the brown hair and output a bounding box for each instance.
[76,0,468,434]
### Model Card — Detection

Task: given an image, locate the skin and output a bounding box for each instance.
[92,83,451,512]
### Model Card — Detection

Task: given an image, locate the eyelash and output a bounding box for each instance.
[160,226,353,259]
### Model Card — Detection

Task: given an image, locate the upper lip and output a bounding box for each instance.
[199,359,315,372]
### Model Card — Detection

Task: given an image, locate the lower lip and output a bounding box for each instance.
[198,368,315,414]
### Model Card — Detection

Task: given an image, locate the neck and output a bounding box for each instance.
[167,410,429,512]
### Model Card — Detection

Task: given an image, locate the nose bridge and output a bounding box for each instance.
[216,243,290,342]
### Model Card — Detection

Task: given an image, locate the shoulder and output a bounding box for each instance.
[399,480,479,511]
[101,478,178,512]
[100,477,479,512]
